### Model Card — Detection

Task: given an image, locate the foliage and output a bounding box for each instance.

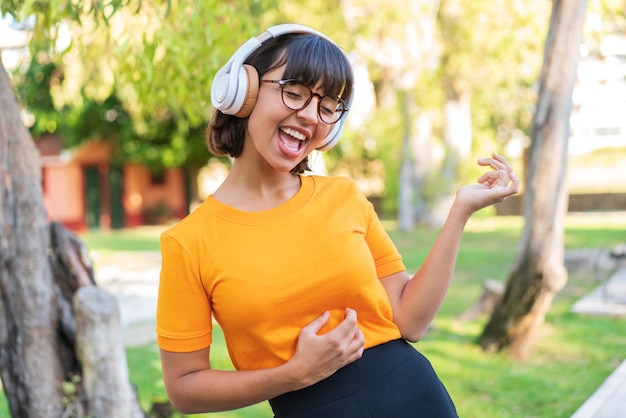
[4,0,626,208]
[586,0,626,40]
[5,0,277,171]
[12,51,63,137]
[436,0,551,174]
[12,48,209,170]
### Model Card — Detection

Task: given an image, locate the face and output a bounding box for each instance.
[242,65,335,173]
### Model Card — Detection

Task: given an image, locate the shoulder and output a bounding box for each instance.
[306,174,371,211]
[160,199,214,248]
[307,174,361,194]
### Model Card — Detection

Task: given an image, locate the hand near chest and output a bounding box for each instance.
[284,308,365,386]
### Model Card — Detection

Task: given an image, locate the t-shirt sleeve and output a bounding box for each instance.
[156,231,213,352]
[353,184,406,278]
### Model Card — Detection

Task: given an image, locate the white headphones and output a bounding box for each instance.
[210,23,353,151]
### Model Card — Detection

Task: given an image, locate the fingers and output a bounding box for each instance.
[509,171,521,193]
[478,152,513,173]
[477,152,520,189]
[327,308,359,339]
[352,328,365,356]
[321,309,364,354]
[291,309,364,386]
[302,311,331,335]
[334,309,365,359]
[455,152,521,214]
[477,169,509,187]
[300,309,363,359]
[302,309,360,341]
[475,169,521,202]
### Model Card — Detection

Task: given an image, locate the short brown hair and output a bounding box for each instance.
[207,33,353,174]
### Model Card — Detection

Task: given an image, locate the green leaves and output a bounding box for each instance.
[6,0,266,170]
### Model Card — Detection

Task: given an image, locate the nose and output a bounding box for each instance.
[296,96,320,124]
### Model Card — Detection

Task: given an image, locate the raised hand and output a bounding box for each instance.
[288,308,365,387]
[455,152,521,216]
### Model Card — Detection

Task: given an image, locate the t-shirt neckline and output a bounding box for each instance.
[206,175,316,225]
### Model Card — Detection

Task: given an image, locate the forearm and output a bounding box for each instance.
[166,361,304,414]
[163,310,364,414]
[384,153,519,340]
[393,200,471,340]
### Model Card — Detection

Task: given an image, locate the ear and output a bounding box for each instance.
[234,65,259,118]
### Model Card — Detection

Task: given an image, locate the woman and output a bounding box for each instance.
[156,23,520,417]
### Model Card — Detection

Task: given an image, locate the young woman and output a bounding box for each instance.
[156,24,520,417]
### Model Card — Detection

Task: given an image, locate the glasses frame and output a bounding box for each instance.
[260,79,348,125]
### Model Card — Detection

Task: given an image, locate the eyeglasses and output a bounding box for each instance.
[260,79,348,124]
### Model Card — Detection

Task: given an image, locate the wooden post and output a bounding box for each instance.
[458,279,505,321]
[73,286,145,418]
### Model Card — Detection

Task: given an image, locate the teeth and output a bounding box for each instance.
[281,127,306,141]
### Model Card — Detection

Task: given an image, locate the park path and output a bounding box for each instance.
[570,267,626,418]
[91,250,161,347]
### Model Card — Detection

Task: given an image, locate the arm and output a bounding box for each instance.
[381,153,520,341]
[161,309,364,414]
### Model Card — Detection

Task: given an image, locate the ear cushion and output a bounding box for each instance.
[234,65,259,118]
[316,122,343,151]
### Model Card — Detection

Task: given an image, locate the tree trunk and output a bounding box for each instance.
[0,59,144,416]
[49,221,96,385]
[478,0,588,359]
[458,279,505,321]
[0,55,66,417]
[399,91,437,231]
[398,90,416,231]
[411,111,435,225]
[430,93,472,227]
[74,286,145,418]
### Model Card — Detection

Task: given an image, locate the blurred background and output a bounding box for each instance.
[1,0,624,233]
[2,2,626,417]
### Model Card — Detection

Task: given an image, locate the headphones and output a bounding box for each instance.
[210,23,353,151]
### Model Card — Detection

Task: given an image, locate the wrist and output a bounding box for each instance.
[278,359,311,392]
[449,199,473,224]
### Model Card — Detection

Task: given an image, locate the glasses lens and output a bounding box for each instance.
[281,80,345,124]
[319,97,345,124]
[281,81,310,110]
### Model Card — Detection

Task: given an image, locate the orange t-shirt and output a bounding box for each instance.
[156,175,404,371]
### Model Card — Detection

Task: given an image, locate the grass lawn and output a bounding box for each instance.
[78,225,166,252]
[1,212,625,417]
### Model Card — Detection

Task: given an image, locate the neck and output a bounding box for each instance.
[213,160,302,211]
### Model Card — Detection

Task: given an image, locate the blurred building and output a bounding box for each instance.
[36,135,188,231]
[570,34,626,155]
[2,16,188,231]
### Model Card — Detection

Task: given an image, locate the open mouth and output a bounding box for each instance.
[280,127,307,152]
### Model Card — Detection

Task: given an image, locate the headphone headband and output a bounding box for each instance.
[210,24,352,151]
[263,24,331,42]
